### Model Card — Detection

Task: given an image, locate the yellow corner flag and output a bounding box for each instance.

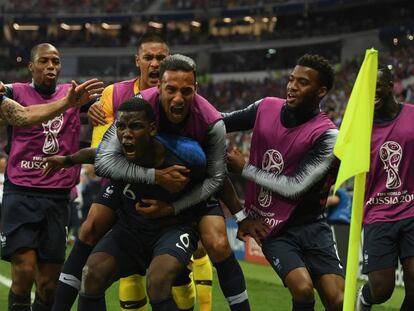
[333,48,377,310]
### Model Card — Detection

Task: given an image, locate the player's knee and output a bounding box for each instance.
[371,282,394,302]
[81,263,107,294]
[202,235,231,262]
[13,261,36,283]
[147,270,174,299]
[290,282,314,302]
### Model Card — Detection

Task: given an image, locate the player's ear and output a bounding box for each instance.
[317,86,328,99]
[149,121,157,136]
[28,62,34,73]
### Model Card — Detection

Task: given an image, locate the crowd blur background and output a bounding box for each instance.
[0,0,413,222]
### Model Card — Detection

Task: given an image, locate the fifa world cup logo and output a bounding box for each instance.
[258,149,284,208]
[42,114,64,155]
[379,141,402,189]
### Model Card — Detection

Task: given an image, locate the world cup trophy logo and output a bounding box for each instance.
[258,149,284,207]
[379,141,402,189]
[42,114,64,155]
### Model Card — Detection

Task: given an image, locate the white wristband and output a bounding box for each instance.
[234,209,248,223]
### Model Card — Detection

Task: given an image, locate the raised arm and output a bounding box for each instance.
[0,79,103,127]
[229,129,338,201]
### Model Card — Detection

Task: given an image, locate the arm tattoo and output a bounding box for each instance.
[0,98,28,126]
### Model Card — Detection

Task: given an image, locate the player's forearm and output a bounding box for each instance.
[94,124,155,183]
[0,96,70,127]
[172,121,227,214]
[217,176,243,215]
[67,148,96,165]
[241,129,338,201]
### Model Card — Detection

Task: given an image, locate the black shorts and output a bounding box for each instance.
[262,220,344,284]
[92,222,199,278]
[362,217,414,274]
[0,193,69,262]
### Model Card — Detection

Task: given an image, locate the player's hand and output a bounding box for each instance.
[66,79,104,108]
[42,155,72,175]
[88,101,107,126]
[237,217,270,247]
[155,165,190,193]
[135,199,174,218]
[227,147,246,175]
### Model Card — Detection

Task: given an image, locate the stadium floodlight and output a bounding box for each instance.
[102,23,122,30]
[60,23,82,31]
[13,23,39,31]
[148,21,163,29]
[223,17,232,23]
[191,21,201,27]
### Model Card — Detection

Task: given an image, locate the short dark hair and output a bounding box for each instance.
[118,97,156,122]
[137,32,168,52]
[30,43,57,61]
[296,54,334,91]
[159,54,196,82]
[378,63,393,83]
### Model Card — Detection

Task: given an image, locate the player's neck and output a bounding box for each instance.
[282,103,319,128]
[31,81,56,95]
[374,98,400,121]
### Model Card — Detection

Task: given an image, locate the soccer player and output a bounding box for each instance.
[76,97,210,310]
[95,54,251,310]
[0,43,103,311]
[356,66,414,310]
[53,33,212,311]
[225,54,345,311]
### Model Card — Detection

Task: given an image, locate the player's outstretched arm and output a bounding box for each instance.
[0,79,103,127]
[228,129,338,201]
[42,148,96,175]
[222,100,261,132]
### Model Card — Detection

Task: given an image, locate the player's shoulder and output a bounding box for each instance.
[156,133,206,167]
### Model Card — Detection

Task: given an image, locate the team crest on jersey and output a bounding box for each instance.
[380,141,402,189]
[258,149,284,208]
[42,114,64,154]
[103,185,114,198]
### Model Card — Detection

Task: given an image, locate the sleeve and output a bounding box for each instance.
[172,120,227,214]
[93,182,121,210]
[241,129,338,201]
[222,100,261,132]
[90,85,115,148]
[94,123,156,183]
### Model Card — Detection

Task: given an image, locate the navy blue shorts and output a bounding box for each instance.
[0,193,69,262]
[262,220,344,284]
[362,217,414,274]
[92,222,199,278]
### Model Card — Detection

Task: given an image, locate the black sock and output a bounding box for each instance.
[78,293,106,311]
[51,239,93,311]
[361,283,373,305]
[32,292,51,311]
[292,299,315,311]
[150,297,178,311]
[213,253,250,311]
[400,296,414,311]
[8,290,31,311]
